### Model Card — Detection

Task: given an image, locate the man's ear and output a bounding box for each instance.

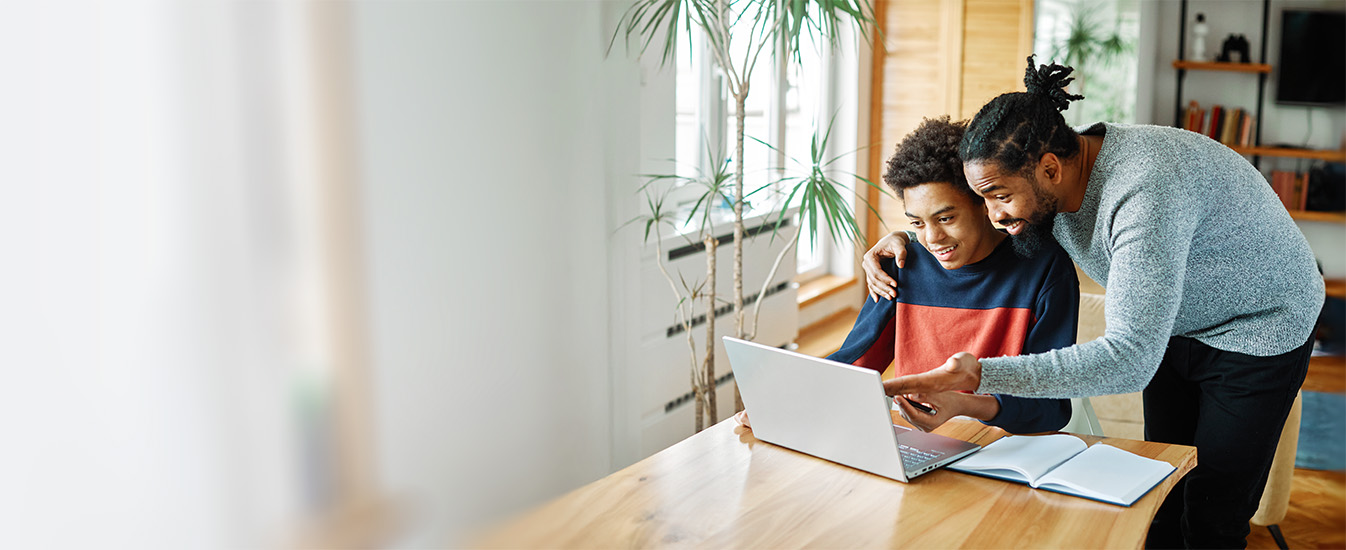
[1038,152,1063,186]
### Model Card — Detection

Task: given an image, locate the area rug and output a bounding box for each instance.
[1295,390,1346,471]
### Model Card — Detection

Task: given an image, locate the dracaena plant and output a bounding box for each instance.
[612,0,882,432]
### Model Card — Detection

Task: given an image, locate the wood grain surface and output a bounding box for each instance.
[473,415,1196,549]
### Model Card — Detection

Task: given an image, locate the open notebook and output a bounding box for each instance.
[948,434,1176,507]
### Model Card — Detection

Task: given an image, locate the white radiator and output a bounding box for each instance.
[633,211,799,458]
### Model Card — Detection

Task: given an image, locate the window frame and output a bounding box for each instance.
[674,17,857,284]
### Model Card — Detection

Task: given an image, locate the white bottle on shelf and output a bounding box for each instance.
[1192,13,1209,61]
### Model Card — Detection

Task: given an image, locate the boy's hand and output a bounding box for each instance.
[894,392,1001,432]
[733,410,752,429]
[894,394,953,432]
[863,231,910,301]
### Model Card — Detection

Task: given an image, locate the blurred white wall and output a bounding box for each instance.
[0,0,655,546]
[0,1,309,547]
[349,0,646,545]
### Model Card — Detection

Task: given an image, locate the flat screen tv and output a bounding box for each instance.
[1275,10,1346,106]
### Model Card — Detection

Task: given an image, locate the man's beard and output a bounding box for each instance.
[1008,186,1059,258]
[1009,210,1057,258]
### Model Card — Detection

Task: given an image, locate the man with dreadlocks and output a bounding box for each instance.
[862,57,1322,548]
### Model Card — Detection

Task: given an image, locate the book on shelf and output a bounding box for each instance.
[1220,108,1242,145]
[1273,170,1292,210]
[947,434,1176,507]
[1271,170,1311,211]
[1207,105,1222,139]
[1183,100,1205,133]
[1180,102,1257,148]
[1296,172,1309,210]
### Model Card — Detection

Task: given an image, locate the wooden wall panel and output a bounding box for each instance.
[959,0,1034,119]
[866,0,1034,242]
[873,0,954,236]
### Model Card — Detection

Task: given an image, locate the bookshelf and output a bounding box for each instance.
[1228,146,1346,162]
[1327,278,1345,300]
[1173,64,1346,161]
[1171,60,1271,73]
[1172,0,1272,153]
[1289,210,1346,224]
[1173,0,1345,224]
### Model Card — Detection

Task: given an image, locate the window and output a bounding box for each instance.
[1034,0,1140,125]
[674,11,854,282]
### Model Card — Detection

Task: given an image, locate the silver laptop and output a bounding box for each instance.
[723,336,981,482]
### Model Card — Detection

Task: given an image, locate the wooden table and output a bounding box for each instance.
[475,414,1197,548]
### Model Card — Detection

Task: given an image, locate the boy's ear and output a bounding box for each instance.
[975,202,998,230]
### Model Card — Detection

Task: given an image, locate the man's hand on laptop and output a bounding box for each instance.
[733,410,752,429]
[882,352,982,396]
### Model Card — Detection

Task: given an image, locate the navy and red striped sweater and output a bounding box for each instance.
[827,237,1079,433]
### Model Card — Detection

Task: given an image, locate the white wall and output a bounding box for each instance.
[0,6,235,546]
[1140,0,1346,278]
[350,1,644,545]
[0,1,665,547]
[0,2,313,548]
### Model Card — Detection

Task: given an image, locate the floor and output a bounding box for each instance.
[1247,354,1346,549]
[797,309,1346,549]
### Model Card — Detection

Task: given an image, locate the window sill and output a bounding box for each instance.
[797,274,856,308]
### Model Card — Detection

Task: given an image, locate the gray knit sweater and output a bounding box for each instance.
[979,123,1325,398]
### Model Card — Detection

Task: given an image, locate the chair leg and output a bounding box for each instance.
[1267,524,1289,550]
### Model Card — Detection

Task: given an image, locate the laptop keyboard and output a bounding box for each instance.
[898,444,944,469]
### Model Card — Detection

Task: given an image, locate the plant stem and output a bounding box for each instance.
[731,88,748,414]
[703,233,718,428]
[707,0,740,92]
[747,222,801,341]
[733,89,746,343]
[651,218,704,432]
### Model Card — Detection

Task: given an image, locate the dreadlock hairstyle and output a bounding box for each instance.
[883,116,975,201]
[959,56,1085,176]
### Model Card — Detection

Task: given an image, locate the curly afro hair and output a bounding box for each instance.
[883,116,976,202]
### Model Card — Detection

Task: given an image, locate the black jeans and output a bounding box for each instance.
[1143,335,1313,549]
